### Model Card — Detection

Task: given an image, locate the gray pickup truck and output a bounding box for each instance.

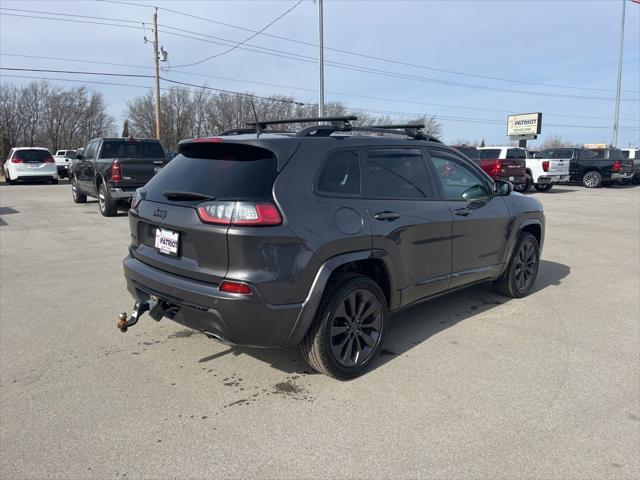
[70,137,168,216]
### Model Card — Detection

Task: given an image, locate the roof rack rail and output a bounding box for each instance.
[350,124,442,143]
[218,128,291,136]
[246,115,357,131]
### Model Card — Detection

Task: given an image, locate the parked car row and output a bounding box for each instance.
[452,145,637,191]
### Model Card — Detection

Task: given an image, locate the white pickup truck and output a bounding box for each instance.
[526,149,572,192]
[53,149,76,179]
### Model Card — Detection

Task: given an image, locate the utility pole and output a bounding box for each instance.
[317,0,325,117]
[612,0,626,147]
[152,8,161,140]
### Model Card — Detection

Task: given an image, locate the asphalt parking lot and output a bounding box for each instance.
[1,181,638,479]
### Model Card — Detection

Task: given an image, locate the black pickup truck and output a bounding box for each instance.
[71,137,168,216]
[537,147,634,188]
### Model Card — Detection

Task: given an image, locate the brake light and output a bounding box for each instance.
[612,160,621,172]
[480,159,501,178]
[111,160,122,182]
[44,156,55,163]
[219,281,252,295]
[197,201,282,226]
[192,138,223,143]
[11,157,24,163]
[542,160,549,172]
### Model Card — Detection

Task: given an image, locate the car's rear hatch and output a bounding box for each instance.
[100,139,167,188]
[129,139,294,285]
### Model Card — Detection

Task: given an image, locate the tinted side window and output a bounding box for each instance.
[83,141,97,160]
[364,148,433,199]
[316,149,361,196]
[621,150,630,159]
[430,151,491,201]
[506,148,526,159]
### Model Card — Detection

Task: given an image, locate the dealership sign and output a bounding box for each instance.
[507,112,542,137]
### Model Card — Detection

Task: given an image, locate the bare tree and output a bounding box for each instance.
[0,80,114,158]
[539,135,579,150]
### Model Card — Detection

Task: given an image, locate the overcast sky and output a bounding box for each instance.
[1,0,639,147]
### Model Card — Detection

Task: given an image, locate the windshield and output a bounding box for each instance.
[99,141,165,159]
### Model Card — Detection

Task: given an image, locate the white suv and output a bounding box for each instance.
[4,147,59,185]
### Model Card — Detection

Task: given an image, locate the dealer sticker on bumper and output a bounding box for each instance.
[155,228,179,256]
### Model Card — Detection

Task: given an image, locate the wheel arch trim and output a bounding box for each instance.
[284,249,397,346]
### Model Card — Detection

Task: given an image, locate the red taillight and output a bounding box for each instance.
[219,281,252,295]
[192,137,223,143]
[197,201,282,226]
[11,157,24,163]
[480,159,501,178]
[542,160,549,172]
[111,160,122,182]
[612,160,621,172]
[44,156,55,163]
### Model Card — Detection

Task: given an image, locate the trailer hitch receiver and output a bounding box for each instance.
[117,299,159,332]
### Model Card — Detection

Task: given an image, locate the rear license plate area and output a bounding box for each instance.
[155,227,180,257]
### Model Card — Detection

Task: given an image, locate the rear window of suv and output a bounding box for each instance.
[144,143,277,204]
[99,141,165,159]
[478,149,501,159]
[14,149,51,162]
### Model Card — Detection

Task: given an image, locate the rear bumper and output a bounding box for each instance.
[57,165,69,175]
[611,172,633,180]
[496,174,526,184]
[123,256,302,347]
[14,170,57,180]
[537,174,570,184]
[109,187,136,200]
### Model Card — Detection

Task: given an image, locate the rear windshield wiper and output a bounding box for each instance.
[163,190,215,201]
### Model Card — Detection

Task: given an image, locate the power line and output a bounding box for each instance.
[171,0,304,68]
[4,9,638,102]
[2,53,638,126]
[3,72,637,133]
[0,67,305,105]
[95,0,636,94]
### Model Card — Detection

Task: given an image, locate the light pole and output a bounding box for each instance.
[612,0,626,147]
[318,0,325,117]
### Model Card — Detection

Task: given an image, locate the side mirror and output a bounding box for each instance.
[494,180,513,196]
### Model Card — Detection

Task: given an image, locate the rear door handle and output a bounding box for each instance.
[454,207,471,217]
[374,211,400,221]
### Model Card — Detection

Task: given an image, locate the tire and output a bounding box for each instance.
[51,178,59,185]
[533,183,553,192]
[98,182,118,217]
[71,176,87,203]
[583,171,602,188]
[494,232,540,298]
[514,174,532,193]
[301,273,388,380]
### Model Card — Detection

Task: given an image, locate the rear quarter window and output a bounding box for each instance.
[506,148,526,159]
[316,149,361,196]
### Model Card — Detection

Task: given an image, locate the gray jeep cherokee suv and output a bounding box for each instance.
[120,117,544,379]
